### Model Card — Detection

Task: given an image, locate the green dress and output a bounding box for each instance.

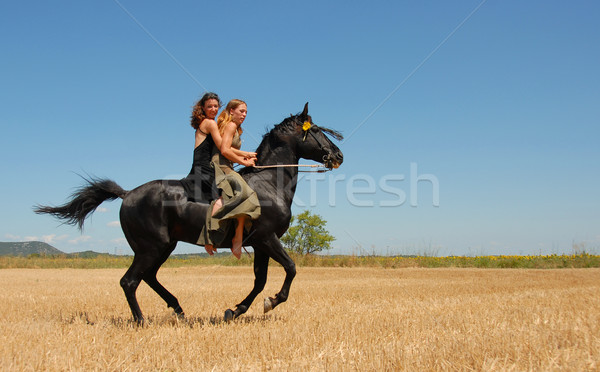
[197,131,261,247]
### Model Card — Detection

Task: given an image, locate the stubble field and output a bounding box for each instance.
[1,266,599,371]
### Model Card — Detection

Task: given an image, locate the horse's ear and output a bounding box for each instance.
[301,102,309,118]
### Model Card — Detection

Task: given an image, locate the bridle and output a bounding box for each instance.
[252,121,337,173]
[305,124,337,169]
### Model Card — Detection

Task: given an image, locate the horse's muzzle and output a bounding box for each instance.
[323,152,343,169]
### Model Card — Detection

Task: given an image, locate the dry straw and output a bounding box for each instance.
[1,266,599,370]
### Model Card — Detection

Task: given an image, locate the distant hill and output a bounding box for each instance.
[68,250,111,258]
[0,241,65,256]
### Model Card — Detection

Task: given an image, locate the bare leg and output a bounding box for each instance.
[204,199,221,254]
[211,197,223,216]
[231,216,245,259]
[204,244,216,255]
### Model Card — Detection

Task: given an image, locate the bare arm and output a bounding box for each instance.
[200,120,255,159]
[199,119,223,149]
[232,148,257,159]
[220,122,255,167]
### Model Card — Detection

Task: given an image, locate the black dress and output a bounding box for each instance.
[180,133,218,203]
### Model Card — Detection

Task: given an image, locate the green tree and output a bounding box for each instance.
[281,210,335,255]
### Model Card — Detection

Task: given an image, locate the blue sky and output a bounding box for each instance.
[1,1,598,256]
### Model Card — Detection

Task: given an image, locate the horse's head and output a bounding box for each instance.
[290,103,344,169]
[253,103,344,170]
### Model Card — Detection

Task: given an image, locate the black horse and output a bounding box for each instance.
[35,103,343,324]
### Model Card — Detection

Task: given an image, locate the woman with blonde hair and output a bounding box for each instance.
[198,99,261,259]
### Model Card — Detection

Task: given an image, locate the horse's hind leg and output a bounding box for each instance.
[120,254,159,325]
[143,243,184,318]
[225,249,270,321]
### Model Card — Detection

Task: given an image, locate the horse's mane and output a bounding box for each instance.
[319,126,344,141]
[255,114,343,152]
[239,113,343,176]
[253,115,299,157]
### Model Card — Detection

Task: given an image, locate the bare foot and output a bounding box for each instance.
[205,245,216,255]
[231,237,242,259]
[211,198,223,216]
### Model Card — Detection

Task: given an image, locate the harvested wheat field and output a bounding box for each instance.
[0,266,599,371]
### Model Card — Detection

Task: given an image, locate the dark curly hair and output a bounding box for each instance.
[190,92,222,129]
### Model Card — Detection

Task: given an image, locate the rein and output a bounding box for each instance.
[246,164,332,173]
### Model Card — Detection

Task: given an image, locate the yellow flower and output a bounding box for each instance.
[302,121,311,131]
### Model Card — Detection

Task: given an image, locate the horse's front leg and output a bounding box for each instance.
[225,249,269,321]
[261,234,296,314]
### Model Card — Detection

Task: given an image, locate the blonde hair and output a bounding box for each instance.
[217,99,246,136]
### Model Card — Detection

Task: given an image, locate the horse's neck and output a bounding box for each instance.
[256,146,297,166]
[252,138,299,207]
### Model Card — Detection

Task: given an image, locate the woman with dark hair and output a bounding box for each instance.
[180,92,221,204]
[180,92,223,255]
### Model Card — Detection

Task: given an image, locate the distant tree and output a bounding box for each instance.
[281,210,335,255]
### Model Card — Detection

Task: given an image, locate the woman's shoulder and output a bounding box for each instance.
[201,118,217,125]
[223,121,238,132]
[199,118,218,132]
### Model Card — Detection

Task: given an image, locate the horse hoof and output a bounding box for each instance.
[264,297,273,314]
[224,309,234,322]
[174,311,185,320]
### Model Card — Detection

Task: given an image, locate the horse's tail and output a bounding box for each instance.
[34,177,128,230]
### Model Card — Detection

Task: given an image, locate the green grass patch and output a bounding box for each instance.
[1,252,599,269]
